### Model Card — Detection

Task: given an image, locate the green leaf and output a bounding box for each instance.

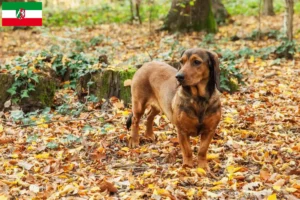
[47,142,58,149]
[26,134,38,143]
[21,90,29,98]
[11,110,24,121]
[7,86,17,96]
[31,75,39,83]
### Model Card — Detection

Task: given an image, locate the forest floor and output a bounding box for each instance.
[0,15,300,199]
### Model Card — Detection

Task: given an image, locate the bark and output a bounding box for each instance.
[285,0,293,41]
[164,0,217,33]
[263,0,275,16]
[211,0,230,24]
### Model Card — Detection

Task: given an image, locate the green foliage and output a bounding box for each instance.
[245,30,299,59]
[62,134,82,144]
[1,48,101,103]
[26,134,38,143]
[43,1,170,27]
[202,33,215,44]
[272,33,298,59]
[222,0,300,16]
[47,142,59,149]
[3,56,41,103]
[223,0,259,16]
[216,49,244,92]
[246,29,281,41]
[11,107,53,126]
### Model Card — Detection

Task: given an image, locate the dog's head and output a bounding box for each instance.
[176,48,220,93]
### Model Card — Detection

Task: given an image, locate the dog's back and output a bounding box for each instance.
[131,61,178,121]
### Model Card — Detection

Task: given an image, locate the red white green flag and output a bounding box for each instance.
[2,2,42,26]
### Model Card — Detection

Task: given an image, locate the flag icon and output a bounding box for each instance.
[2,2,42,26]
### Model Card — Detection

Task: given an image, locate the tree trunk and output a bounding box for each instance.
[164,0,217,33]
[211,0,229,24]
[263,0,275,16]
[285,0,293,41]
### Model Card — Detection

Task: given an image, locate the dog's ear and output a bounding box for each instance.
[207,51,221,91]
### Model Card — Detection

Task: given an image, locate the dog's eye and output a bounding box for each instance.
[194,60,201,65]
[179,60,184,65]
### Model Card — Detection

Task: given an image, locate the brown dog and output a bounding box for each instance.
[126,48,221,169]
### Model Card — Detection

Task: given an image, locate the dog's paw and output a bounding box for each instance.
[128,137,139,148]
[182,159,194,168]
[198,160,210,171]
[182,163,193,168]
[144,133,156,142]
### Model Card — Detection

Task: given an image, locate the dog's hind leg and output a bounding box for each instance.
[145,106,160,141]
[128,100,146,148]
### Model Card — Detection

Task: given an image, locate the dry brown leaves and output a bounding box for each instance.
[0,15,300,199]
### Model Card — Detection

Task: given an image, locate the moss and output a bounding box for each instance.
[36,78,57,107]
[93,70,112,100]
[194,1,217,33]
[206,1,217,33]
[119,68,136,104]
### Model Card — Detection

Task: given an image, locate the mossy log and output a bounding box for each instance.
[0,73,58,112]
[76,68,136,104]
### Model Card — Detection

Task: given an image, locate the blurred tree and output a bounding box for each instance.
[285,0,293,41]
[130,0,142,24]
[263,0,275,15]
[211,0,229,24]
[163,0,217,33]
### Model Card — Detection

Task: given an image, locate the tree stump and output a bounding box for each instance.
[20,76,58,112]
[0,72,58,112]
[76,68,136,104]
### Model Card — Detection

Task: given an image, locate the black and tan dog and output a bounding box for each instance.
[126,48,221,169]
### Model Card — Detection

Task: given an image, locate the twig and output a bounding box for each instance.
[111,164,148,169]
[146,50,153,60]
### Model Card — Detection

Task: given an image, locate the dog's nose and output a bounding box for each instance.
[175,73,185,82]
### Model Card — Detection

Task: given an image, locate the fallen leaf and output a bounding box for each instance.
[99,180,117,193]
[124,79,132,87]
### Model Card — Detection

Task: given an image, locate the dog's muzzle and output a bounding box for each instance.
[175,72,185,83]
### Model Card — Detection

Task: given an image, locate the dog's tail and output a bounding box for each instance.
[126,113,133,130]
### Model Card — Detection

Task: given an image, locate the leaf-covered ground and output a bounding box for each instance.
[0,15,300,199]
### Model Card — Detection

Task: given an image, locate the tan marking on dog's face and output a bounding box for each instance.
[180,54,188,64]
[178,49,210,86]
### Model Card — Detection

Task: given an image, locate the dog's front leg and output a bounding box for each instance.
[177,129,193,167]
[197,129,214,170]
[197,110,221,170]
